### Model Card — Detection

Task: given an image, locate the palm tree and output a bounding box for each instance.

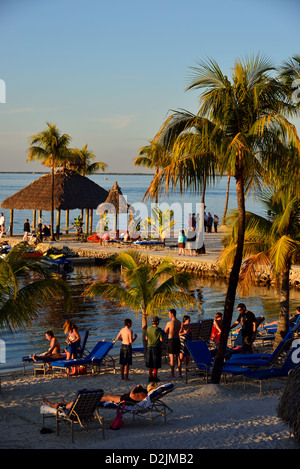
[0,244,72,331]
[219,184,300,349]
[27,123,72,240]
[145,54,300,383]
[83,251,201,346]
[69,144,107,176]
[142,206,176,241]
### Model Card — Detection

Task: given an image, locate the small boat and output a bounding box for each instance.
[41,251,73,272]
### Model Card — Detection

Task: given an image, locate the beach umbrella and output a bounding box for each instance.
[96,181,135,233]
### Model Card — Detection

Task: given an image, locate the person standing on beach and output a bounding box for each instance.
[213,214,219,233]
[63,320,81,360]
[165,309,182,378]
[178,229,187,255]
[115,318,137,380]
[0,213,5,234]
[23,219,31,241]
[207,213,213,233]
[145,316,163,383]
[230,303,256,353]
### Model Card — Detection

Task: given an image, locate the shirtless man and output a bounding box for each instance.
[32,331,63,368]
[115,319,137,380]
[165,309,182,377]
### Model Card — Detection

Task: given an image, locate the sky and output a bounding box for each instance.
[0,0,299,173]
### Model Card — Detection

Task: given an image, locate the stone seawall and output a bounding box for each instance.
[5,237,300,289]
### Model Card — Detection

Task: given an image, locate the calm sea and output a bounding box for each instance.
[0,172,299,373]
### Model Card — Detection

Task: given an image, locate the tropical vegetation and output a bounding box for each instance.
[83,251,201,346]
[144,54,300,383]
[0,244,72,331]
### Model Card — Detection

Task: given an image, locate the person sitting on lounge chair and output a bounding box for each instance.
[32,331,63,367]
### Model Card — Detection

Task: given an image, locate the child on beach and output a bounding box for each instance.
[211,312,223,344]
[145,316,164,383]
[115,319,137,380]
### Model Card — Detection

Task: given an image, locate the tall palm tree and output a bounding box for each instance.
[0,244,72,331]
[145,54,300,383]
[27,123,72,240]
[69,144,107,176]
[83,251,201,346]
[219,184,300,349]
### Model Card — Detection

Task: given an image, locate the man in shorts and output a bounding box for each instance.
[165,309,182,377]
[230,303,256,353]
[115,318,137,380]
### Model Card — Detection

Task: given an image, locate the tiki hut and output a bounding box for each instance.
[277,364,300,443]
[96,181,135,232]
[0,169,108,236]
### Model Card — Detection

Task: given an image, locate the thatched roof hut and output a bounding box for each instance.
[96,181,135,232]
[1,170,108,211]
[1,170,108,235]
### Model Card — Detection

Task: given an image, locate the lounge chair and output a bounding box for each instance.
[241,340,300,394]
[190,319,214,345]
[51,340,116,376]
[186,340,250,384]
[98,382,174,424]
[22,331,89,376]
[41,389,105,443]
[226,330,294,367]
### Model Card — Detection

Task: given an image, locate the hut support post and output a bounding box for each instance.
[9,209,13,237]
[85,209,89,235]
[56,210,61,239]
[89,209,93,234]
[32,210,36,231]
[65,210,69,235]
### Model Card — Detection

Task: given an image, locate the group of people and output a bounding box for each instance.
[204,212,219,233]
[115,309,194,383]
[23,219,52,243]
[42,304,300,411]
[32,320,81,371]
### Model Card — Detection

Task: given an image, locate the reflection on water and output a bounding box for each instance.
[1,265,300,373]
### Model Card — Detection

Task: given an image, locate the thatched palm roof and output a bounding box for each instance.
[1,170,108,211]
[97,181,134,214]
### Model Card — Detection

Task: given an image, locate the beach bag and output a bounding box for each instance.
[70,365,87,376]
[109,402,125,430]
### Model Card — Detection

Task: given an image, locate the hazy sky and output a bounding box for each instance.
[0,0,299,173]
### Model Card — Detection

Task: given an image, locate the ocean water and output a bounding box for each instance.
[0,172,265,234]
[0,172,299,373]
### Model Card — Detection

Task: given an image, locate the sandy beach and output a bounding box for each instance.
[0,352,298,451]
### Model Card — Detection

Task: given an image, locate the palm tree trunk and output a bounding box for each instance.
[273,259,291,349]
[211,160,245,383]
[50,166,55,241]
[222,173,231,225]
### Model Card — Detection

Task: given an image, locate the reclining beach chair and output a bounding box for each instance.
[22,331,89,376]
[98,382,174,424]
[51,340,116,376]
[241,341,300,394]
[189,319,213,345]
[226,330,294,368]
[186,340,250,384]
[40,389,105,443]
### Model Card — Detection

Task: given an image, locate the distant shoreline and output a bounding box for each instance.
[0,171,155,175]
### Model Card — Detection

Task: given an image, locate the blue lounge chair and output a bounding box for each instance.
[98,382,174,424]
[51,340,116,376]
[22,331,89,375]
[186,340,251,384]
[226,330,294,367]
[241,341,300,393]
[41,389,105,442]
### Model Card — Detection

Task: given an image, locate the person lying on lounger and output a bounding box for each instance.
[43,383,157,410]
